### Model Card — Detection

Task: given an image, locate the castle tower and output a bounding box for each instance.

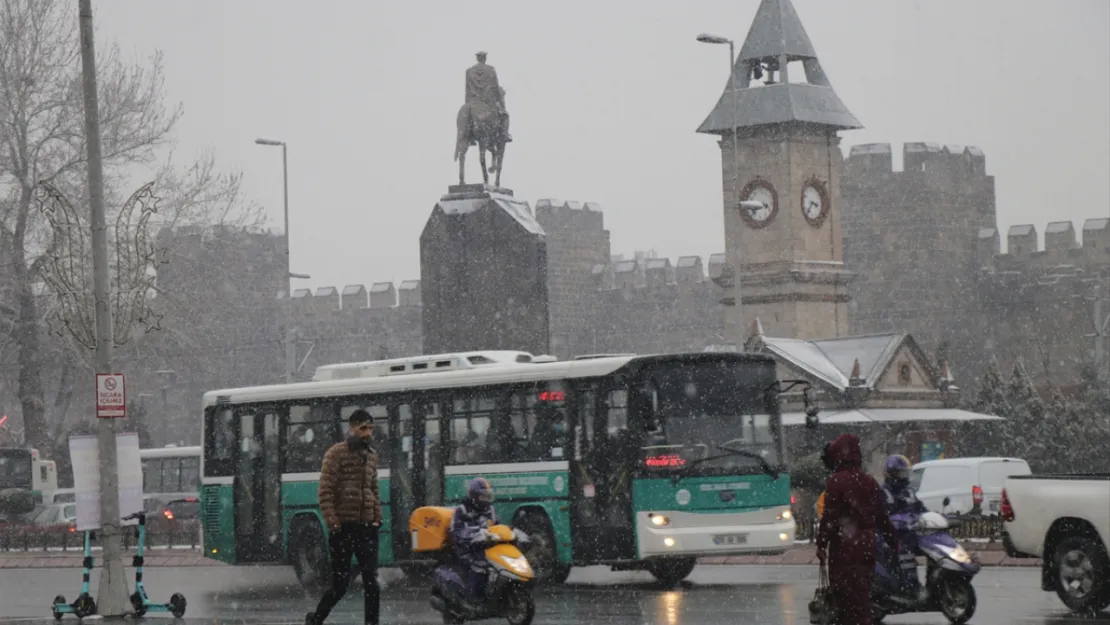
[697,0,857,341]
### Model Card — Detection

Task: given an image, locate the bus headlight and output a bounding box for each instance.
[649,513,670,527]
[779,533,790,542]
[663,537,676,547]
[778,509,792,521]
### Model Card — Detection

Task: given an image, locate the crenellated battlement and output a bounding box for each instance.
[281,280,423,313]
[975,218,1110,277]
[589,253,728,290]
[533,198,605,231]
[844,142,988,179]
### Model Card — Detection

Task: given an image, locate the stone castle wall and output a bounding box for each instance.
[841,142,1109,387]
[123,149,1108,446]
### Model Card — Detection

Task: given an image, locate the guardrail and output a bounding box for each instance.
[0,520,201,552]
[793,513,1005,543]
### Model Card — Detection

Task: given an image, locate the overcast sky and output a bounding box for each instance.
[94,0,1110,291]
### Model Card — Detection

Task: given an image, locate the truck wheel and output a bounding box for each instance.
[291,522,330,594]
[1053,536,1110,614]
[647,557,697,587]
[516,512,571,585]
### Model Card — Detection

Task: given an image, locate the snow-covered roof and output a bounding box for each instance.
[781,408,1003,427]
[755,332,920,390]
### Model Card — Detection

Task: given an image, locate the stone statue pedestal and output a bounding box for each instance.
[444,183,513,198]
[419,186,550,355]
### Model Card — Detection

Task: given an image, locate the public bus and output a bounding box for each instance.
[0,447,58,502]
[140,445,201,501]
[199,350,808,590]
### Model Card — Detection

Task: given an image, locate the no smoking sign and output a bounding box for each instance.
[96,373,127,419]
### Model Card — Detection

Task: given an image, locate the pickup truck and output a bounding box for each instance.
[1001,473,1110,614]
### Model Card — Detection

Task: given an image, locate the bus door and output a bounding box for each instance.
[389,395,445,562]
[571,380,637,560]
[234,406,283,562]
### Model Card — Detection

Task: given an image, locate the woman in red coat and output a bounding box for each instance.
[816,434,898,625]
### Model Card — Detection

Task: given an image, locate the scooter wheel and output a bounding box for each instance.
[73,593,96,619]
[130,592,147,617]
[53,595,66,620]
[169,593,187,618]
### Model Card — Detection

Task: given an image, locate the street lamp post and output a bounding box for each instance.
[255,138,309,384]
[698,32,747,329]
[155,370,176,445]
[77,0,128,615]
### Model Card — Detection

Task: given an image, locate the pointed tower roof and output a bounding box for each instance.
[697,0,861,134]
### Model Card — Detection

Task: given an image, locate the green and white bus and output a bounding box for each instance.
[199,350,804,588]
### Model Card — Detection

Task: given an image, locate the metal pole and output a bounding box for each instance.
[161,385,168,445]
[281,144,295,384]
[281,143,290,295]
[78,0,128,615]
[729,41,743,328]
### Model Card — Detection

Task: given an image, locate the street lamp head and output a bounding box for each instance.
[255,138,284,146]
[697,33,732,45]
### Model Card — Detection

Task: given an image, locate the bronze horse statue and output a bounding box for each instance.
[454,99,508,187]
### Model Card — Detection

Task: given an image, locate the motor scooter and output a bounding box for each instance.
[409,506,536,625]
[871,509,980,624]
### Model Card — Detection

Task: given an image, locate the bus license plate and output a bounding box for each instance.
[713,533,748,546]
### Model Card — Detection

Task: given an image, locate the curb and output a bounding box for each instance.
[1,545,1040,569]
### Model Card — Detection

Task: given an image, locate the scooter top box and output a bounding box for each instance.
[410,506,456,552]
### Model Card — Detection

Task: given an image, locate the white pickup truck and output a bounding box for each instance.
[1001,473,1110,614]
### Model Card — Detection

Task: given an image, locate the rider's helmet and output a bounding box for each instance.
[884,454,912,488]
[467,477,495,511]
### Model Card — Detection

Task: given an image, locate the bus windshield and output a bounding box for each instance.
[638,360,781,477]
[0,449,33,490]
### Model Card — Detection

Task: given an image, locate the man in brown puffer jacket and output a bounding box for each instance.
[306,409,383,625]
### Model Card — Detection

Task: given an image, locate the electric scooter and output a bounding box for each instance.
[51,530,98,619]
[124,511,187,618]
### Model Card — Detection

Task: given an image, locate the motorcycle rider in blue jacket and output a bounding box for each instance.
[449,477,499,605]
[882,454,927,600]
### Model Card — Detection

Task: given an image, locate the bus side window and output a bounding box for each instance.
[449,392,495,464]
[286,403,336,474]
[146,459,164,494]
[181,457,200,492]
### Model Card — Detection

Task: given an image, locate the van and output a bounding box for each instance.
[43,488,76,505]
[910,457,1031,516]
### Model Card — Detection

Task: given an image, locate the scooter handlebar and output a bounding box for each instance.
[122,511,146,522]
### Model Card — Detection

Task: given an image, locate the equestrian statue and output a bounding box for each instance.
[455,51,511,187]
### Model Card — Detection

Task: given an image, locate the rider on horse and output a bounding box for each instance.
[465,51,511,142]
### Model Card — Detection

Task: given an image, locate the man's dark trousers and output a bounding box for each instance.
[312,522,380,625]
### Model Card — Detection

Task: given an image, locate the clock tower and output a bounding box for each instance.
[698,0,858,341]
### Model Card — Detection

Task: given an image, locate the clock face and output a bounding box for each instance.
[740,181,777,228]
[801,180,829,227]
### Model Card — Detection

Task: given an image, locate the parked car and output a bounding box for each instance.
[1002,473,1110,614]
[43,488,76,505]
[30,503,77,529]
[163,497,199,522]
[911,457,1031,515]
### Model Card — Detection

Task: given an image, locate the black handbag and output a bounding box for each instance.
[808,563,837,624]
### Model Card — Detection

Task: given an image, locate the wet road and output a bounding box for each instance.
[1,565,1106,624]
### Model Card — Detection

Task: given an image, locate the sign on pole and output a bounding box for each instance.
[69,433,143,531]
[96,373,126,419]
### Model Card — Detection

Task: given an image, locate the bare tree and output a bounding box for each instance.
[0,0,259,452]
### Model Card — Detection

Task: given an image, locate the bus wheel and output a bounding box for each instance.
[291,522,330,594]
[648,557,697,587]
[517,512,571,585]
